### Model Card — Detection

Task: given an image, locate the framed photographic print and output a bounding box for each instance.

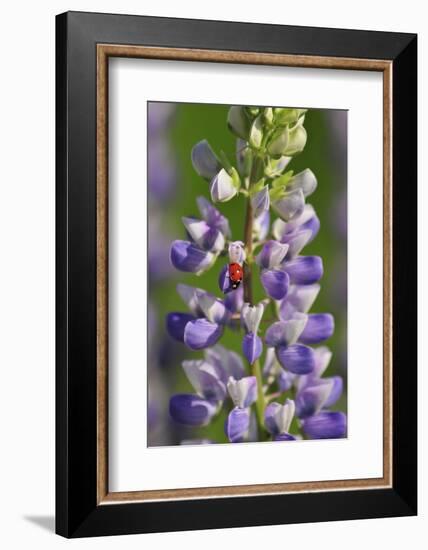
[56,11,417,538]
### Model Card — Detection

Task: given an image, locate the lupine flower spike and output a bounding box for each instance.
[167,105,347,443]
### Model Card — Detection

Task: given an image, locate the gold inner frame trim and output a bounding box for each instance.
[96,44,393,505]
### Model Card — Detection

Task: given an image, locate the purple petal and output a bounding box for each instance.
[169,394,217,426]
[182,217,225,252]
[299,314,335,344]
[313,346,333,377]
[247,411,259,442]
[251,186,270,218]
[265,316,307,347]
[272,189,305,222]
[224,285,244,313]
[261,269,289,300]
[226,407,251,443]
[191,140,221,180]
[166,312,196,342]
[183,318,223,350]
[323,376,344,408]
[210,169,238,203]
[170,240,214,273]
[182,360,227,402]
[197,196,231,237]
[218,264,235,294]
[227,376,257,408]
[276,343,315,374]
[283,256,323,285]
[254,209,270,241]
[295,380,335,419]
[280,284,320,320]
[205,345,245,381]
[303,411,347,439]
[195,291,228,324]
[241,303,264,334]
[273,433,296,441]
[256,240,289,270]
[288,169,317,197]
[176,283,205,315]
[278,370,294,392]
[283,230,312,259]
[300,212,320,243]
[264,400,295,435]
[242,332,263,364]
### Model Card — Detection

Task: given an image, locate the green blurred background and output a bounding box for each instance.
[148,103,347,446]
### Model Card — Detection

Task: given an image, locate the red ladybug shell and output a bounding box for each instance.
[228,262,244,289]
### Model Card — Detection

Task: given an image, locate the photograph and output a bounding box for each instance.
[147,102,348,446]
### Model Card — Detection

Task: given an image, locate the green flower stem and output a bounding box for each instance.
[243,195,265,431]
[269,298,278,320]
[251,358,266,430]
[243,197,254,305]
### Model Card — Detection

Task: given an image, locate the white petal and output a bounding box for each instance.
[228,241,246,264]
[210,169,237,203]
[242,302,264,333]
[277,399,295,433]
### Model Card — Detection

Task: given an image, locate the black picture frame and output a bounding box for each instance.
[56,10,417,538]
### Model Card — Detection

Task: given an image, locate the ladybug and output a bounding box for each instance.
[228,262,244,290]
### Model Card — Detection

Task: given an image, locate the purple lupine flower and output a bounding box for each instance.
[272,189,305,222]
[170,199,231,275]
[295,378,335,419]
[295,346,344,413]
[182,216,225,253]
[273,204,320,248]
[302,411,347,439]
[169,394,218,426]
[256,240,290,300]
[182,359,227,402]
[183,318,224,350]
[191,140,221,180]
[282,255,324,285]
[225,376,258,442]
[210,168,239,203]
[166,312,197,342]
[167,286,230,350]
[170,240,215,274]
[226,407,251,443]
[265,313,315,374]
[241,303,264,364]
[181,194,233,254]
[224,284,244,313]
[279,284,320,320]
[204,344,245,381]
[197,196,231,238]
[227,376,257,409]
[264,399,296,441]
[299,314,335,344]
